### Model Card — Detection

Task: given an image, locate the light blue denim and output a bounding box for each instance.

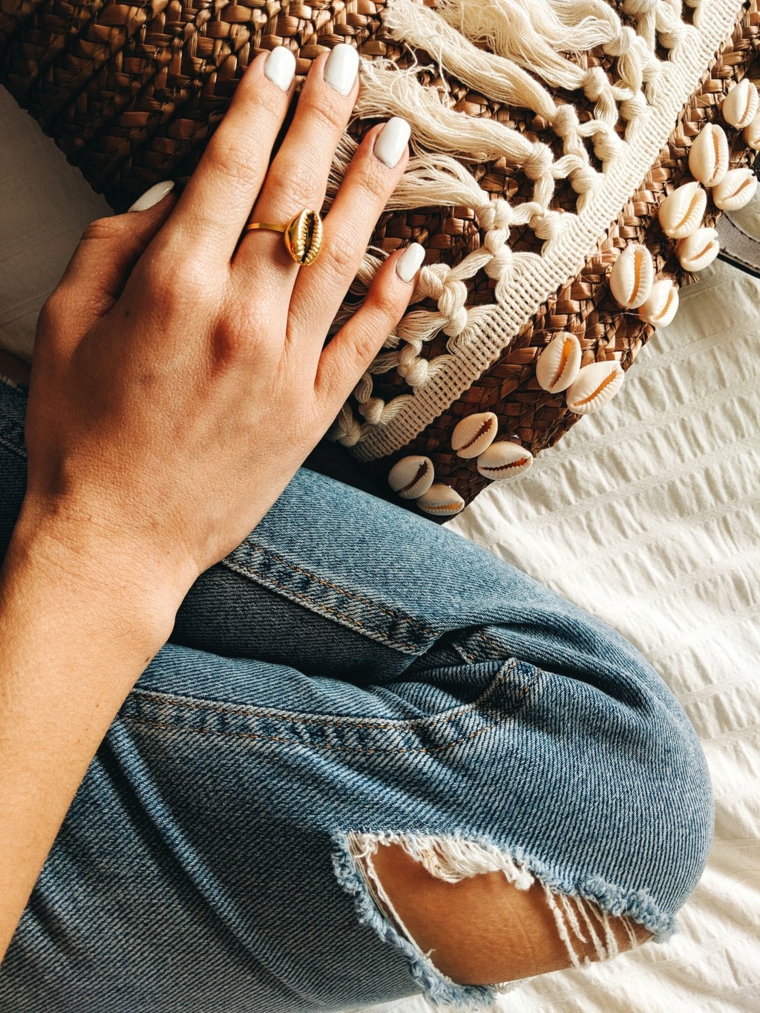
[0,373,713,1012]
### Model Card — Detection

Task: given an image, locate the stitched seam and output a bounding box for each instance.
[0,433,26,460]
[223,547,439,636]
[223,557,427,652]
[128,657,530,730]
[122,672,539,752]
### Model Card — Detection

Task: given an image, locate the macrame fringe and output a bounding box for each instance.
[325,0,703,450]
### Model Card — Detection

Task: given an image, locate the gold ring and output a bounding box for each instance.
[244,208,323,266]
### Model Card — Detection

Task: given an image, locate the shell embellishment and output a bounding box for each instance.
[638,279,680,328]
[676,228,720,273]
[451,412,498,459]
[387,455,435,499]
[565,360,625,416]
[536,332,582,393]
[722,78,759,130]
[743,113,760,151]
[417,483,465,517]
[284,209,323,266]
[658,182,706,239]
[609,244,654,309]
[711,168,758,212]
[476,442,534,482]
[688,124,729,187]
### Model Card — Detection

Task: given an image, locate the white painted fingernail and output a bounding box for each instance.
[374,117,411,168]
[128,180,175,212]
[265,46,296,92]
[324,43,359,96]
[396,242,425,283]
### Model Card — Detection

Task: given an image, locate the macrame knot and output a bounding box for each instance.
[523,142,553,181]
[476,199,513,232]
[620,92,649,120]
[415,263,447,303]
[483,233,513,282]
[551,104,579,138]
[397,343,429,387]
[583,67,609,103]
[331,406,364,446]
[357,396,387,425]
[569,166,599,195]
[437,278,469,336]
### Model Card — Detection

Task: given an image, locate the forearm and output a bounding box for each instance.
[0,503,181,962]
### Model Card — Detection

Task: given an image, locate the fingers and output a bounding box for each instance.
[313,242,424,413]
[287,117,411,343]
[158,48,297,263]
[233,44,360,282]
[38,187,178,353]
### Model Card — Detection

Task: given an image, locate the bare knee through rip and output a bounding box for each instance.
[368,842,652,986]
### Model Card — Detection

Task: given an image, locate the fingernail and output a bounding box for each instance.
[128,180,175,212]
[324,43,359,96]
[396,242,425,283]
[374,117,411,168]
[265,46,296,92]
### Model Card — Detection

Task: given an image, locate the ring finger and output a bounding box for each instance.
[232,43,360,285]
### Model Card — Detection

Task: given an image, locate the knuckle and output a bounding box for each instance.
[212,318,255,366]
[353,159,392,204]
[299,89,349,134]
[79,215,122,244]
[318,229,357,277]
[36,290,66,331]
[205,134,260,191]
[264,160,323,213]
[366,282,403,323]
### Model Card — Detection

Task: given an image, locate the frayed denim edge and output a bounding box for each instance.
[330,828,679,1012]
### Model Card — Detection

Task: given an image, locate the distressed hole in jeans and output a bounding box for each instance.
[334,831,652,1004]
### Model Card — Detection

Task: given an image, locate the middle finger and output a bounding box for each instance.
[232,43,360,284]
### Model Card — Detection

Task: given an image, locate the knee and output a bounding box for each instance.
[368,843,652,986]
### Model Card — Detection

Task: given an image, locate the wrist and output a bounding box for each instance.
[4,496,187,655]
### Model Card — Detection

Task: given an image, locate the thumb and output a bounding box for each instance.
[50,181,178,342]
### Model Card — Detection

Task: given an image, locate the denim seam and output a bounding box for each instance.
[126,656,529,730]
[227,545,438,634]
[0,433,26,461]
[222,549,438,653]
[121,672,538,754]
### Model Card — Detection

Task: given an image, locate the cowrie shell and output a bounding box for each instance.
[535,332,582,393]
[676,228,720,273]
[387,455,435,499]
[638,279,680,327]
[743,112,760,150]
[711,167,758,212]
[688,123,729,187]
[609,244,654,309]
[565,360,625,416]
[417,483,465,517]
[658,182,706,239]
[451,412,498,459]
[476,442,534,482]
[722,78,759,130]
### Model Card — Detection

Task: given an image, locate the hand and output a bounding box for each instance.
[19,44,421,609]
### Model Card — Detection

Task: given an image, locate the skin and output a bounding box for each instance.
[0,49,651,979]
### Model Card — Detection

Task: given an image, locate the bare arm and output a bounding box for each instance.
[0,509,179,959]
[0,44,420,962]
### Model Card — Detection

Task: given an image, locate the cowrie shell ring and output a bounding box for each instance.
[244,208,324,266]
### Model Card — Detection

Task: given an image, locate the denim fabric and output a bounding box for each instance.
[0,373,714,1012]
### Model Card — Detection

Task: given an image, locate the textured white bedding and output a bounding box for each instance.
[1,85,758,1013]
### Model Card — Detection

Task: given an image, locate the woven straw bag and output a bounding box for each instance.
[2,0,758,518]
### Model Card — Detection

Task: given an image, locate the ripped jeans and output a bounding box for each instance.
[0,373,713,1013]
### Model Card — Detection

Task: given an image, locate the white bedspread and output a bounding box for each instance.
[1,86,758,1013]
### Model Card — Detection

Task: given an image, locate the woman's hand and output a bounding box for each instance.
[20,43,421,611]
